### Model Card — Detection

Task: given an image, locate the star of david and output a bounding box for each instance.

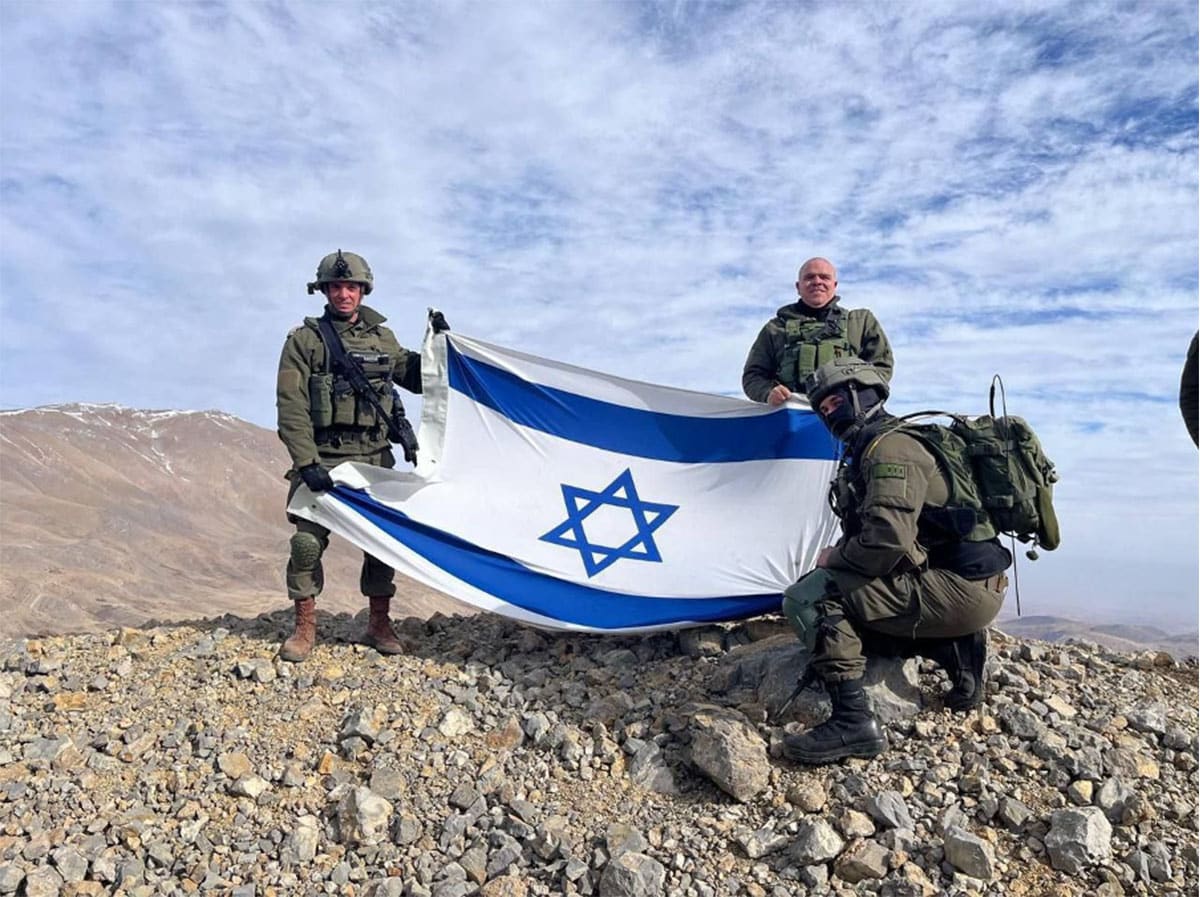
[540,468,678,577]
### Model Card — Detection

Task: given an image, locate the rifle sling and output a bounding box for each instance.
[315,316,400,442]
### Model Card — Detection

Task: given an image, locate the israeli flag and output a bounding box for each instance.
[288,329,841,633]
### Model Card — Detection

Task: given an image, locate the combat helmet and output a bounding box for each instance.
[307,249,373,295]
[804,358,890,407]
[805,358,890,441]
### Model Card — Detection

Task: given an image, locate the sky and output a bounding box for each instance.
[1,0,1196,631]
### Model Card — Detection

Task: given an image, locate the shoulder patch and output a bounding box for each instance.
[784,319,802,336]
[871,462,907,480]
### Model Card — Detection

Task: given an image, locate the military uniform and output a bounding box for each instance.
[742,299,893,402]
[779,359,1014,764]
[276,304,422,600]
[783,420,1010,684]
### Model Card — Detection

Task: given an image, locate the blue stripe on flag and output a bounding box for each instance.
[447,345,838,463]
[331,486,782,629]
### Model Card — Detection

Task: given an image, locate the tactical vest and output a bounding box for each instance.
[305,320,397,443]
[775,306,859,391]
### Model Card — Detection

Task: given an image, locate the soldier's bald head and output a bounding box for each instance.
[796,257,838,309]
[798,257,837,281]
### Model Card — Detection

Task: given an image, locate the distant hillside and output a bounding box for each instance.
[0,404,470,638]
[996,614,1198,660]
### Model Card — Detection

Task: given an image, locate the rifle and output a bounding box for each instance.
[315,317,419,465]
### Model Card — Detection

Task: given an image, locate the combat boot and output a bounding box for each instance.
[782,678,887,765]
[362,596,405,655]
[924,630,987,711]
[279,597,316,663]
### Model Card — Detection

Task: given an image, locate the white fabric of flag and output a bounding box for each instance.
[288,329,842,633]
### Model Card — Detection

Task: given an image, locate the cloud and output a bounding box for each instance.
[1,0,1196,627]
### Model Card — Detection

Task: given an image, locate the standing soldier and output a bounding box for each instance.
[780,359,1011,764]
[275,249,446,662]
[742,257,894,405]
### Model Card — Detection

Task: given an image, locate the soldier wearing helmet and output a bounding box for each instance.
[742,257,894,406]
[780,359,1011,765]
[275,249,450,662]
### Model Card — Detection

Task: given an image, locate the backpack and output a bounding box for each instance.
[890,380,1061,556]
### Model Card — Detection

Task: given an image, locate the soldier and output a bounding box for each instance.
[1181,331,1198,447]
[742,257,894,405]
[780,359,1011,765]
[275,249,447,662]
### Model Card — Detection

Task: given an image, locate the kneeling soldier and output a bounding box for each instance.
[782,359,1011,764]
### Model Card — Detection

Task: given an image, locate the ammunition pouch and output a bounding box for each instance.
[308,373,334,429]
[778,307,855,390]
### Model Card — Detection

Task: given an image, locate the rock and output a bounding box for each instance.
[335,786,393,846]
[289,815,320,862]
[368,767,406,801]
[229,774,269,798]
[439,707,475,737]
[605,823,649,859]
[1095,778,1136,824]
[216,751,253,779]
[997,705,1046,740]
[943,826,995,880]
[719,637,920,723]
[786,781,827,812]
[340,705,388,743]
[834,839,890,882]
[788,819,844,865]
[1044,807,1113,874]
[865,790,914,830]
[735,825,789,860]
[627,740,677,794]
[1066,779,1093,805]
[859,654,922,723]
[0,865,24,894]
[688,707,770,802]
[997,797,1033,832]
[678,628,724,658]
[598,851,666,896]
[480,876,528,897]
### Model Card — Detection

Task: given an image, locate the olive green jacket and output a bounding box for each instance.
[741,299,893,401]
[825,429,946,579]
[276,304,421,469]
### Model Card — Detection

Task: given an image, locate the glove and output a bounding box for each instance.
[298,463,334,493]
[430,310,451,334]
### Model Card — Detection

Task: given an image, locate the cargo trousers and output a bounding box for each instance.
[783,566,1006,682]
[284,447,397,600]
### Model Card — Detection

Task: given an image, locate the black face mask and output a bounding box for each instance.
[822,389,860,440]
[820,385,885,442]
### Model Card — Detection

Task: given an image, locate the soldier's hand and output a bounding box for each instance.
[767,384,791,406]
[429,310,451,334]
[298,464,335,493]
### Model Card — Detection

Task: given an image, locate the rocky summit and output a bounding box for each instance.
[0,610,1196,897]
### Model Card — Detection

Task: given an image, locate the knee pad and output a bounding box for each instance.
[783,575,827,653]
[289,532,324,570]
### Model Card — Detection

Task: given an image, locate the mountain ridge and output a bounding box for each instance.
[0,403,470,639]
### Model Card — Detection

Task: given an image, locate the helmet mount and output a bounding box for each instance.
[307,249,374,295]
